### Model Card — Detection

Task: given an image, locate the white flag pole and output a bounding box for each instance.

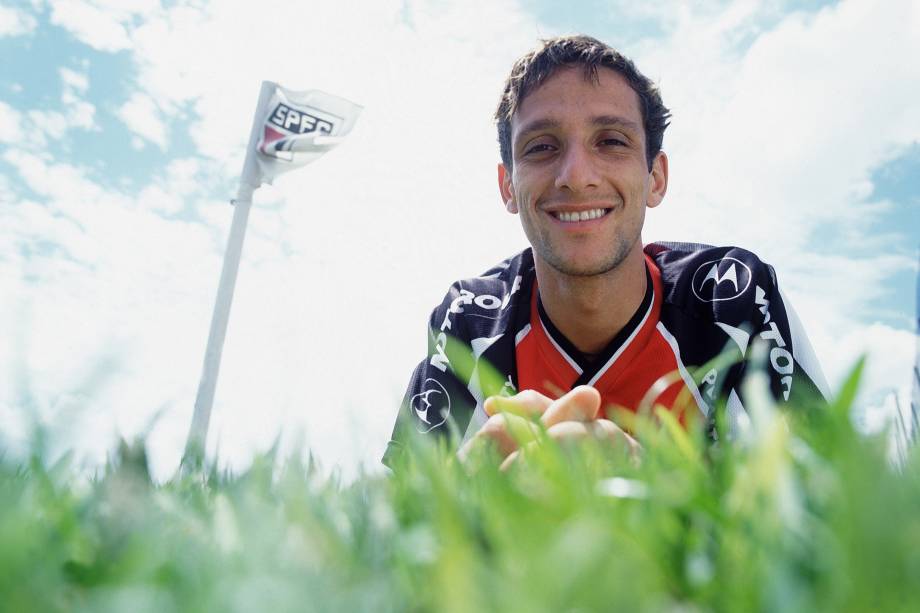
[180,82,361,470]
[182,83,273,468]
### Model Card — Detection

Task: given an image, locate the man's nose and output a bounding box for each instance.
[554,144,600,192]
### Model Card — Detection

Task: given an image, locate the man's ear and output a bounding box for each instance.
[497,163,518,214]
[646,151,668,209]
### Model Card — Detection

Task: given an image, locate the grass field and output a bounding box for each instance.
[2,359,919,612]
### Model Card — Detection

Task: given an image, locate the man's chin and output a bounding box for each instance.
[545,255,623,277]
[536,241,638,278]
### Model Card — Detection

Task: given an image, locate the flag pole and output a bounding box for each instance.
[912,251,919,445]
[181,83,273,469]
[180,82,361,471]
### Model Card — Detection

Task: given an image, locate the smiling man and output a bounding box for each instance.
[383,35,829,469]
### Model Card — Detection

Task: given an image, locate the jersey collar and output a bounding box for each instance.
[534,256,660,387]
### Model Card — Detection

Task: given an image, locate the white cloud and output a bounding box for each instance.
[641,0,920,247]
[60,66,89,93]
[0,100,24,143]
[10,66,97,145]
[778,250,917,322]
[2,0,542,479]
[829,322,915,404]
[0,151,224,472]
[135,157,206,215]
[5,0,918,480]
[850,324,918,462]
[122,0,544,477]
[117,92,167,148]
[26,109,71,140]
[860,388,913,435]
[42,0,156,54]
[0,4,37,37]
[59,65,97,131]
[631,0,920,408]
[0,173,14,203]
[59,94,95,129]
[48,0,138,51]
[4,149,106,205]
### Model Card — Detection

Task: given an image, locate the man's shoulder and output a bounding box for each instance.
[455,248,535,289]
[645,241,775,272]
[436,249,535,303]
[426,249,535,334]
[645,242,829,404]
[645,241,779,321]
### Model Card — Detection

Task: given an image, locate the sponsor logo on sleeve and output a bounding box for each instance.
[691,257,753,303]
[755,285,793,401]
[429,275,522,372]
[411,378,451,433]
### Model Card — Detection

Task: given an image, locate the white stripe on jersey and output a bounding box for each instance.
[587,285,656,387]
[778,287,831,399]
[538,318,584,375]
[655,321,710,417]
[515,323,532,346]
[726,389,751,439]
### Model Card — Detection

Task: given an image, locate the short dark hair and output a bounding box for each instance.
[495,35,671,171]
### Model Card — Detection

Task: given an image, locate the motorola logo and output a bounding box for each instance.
[691,257,752,302]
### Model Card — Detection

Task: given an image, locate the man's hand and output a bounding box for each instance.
[456,389,551,463]
[457,386,640,469]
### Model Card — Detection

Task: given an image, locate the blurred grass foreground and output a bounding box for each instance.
[2,360,919,613]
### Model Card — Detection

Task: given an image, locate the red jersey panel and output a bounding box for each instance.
[515,255,702,423]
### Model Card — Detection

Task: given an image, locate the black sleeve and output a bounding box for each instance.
[647,243,828,438]
[382,285,479,469]
[725,263,830,425]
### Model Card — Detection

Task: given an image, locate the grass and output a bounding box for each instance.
[2,360,919,612]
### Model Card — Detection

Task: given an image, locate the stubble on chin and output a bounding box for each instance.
[539,235,634,278]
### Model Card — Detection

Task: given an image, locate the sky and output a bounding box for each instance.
[1,0,918,480]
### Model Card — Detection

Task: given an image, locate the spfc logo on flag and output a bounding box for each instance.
[260,102,340,156]
[246,82,361,183]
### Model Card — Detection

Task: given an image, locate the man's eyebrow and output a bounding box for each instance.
[591,115,641,132]
[514,115,642,145]
[514,118,561,144]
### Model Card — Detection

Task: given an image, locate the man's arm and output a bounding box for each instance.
[719,263,830,437]
[382,286,480,469]
[747,268,829,402]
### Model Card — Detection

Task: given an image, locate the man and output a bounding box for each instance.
[383,35,828,469]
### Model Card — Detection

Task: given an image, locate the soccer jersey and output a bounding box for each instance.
[517,254,698,424]
[383,242,828,467]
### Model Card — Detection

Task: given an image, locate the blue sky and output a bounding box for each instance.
[866,143,920,327]
[1,0,917,478]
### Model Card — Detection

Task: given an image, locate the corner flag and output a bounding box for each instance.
[182,82,362,468]
[243,82,362,189]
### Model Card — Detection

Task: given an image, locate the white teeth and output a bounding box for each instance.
[554,208,607,222]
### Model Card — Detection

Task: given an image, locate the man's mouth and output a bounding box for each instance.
[551,208,611,222]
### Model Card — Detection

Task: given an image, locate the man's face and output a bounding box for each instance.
[499,66,668,277]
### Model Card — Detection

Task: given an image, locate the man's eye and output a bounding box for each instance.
[599,137,627,147]
[524,143,554,155]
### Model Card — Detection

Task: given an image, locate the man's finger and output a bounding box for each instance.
[541,385,601,427]
[550,419,641,452]
[484,389,553,418]
[499,448,521,472]
[458,411,540,463]
[500,418,642,470]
